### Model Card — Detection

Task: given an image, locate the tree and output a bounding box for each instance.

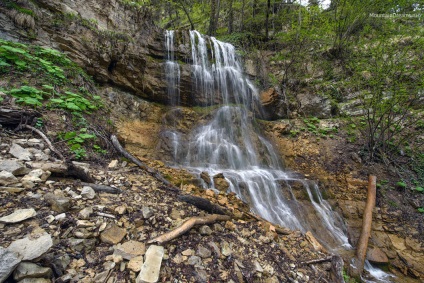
[208,0,218,35]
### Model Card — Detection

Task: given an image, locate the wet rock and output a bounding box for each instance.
[367,247,389,264]
[0,208,37,224]
[7,234,53,260]
[100,224,127,244]
[0,170,18,185]
[9,144,32,161]
[113,240,146,260]
[200,171,211,186]
[196,246,211,258]
[213,173,229,192]
[136,245,164,283]
[81,186,96,199]
[13,262,52,281]
[44,194,71,213]
[0,248,22,282]
[0,159,27,175]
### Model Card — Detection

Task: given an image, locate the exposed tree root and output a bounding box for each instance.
[177,194,229,215]
[148,214,231,244]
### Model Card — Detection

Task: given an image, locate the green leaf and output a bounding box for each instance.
[79,133,96,139]
[418,207,424,213]
[73,137,84,143]
[50,98,65,103]
[0,60,11,67]
[70,143,81,150]
[415,187,424,193]
[65,102,81,111]
[64,131,76,140]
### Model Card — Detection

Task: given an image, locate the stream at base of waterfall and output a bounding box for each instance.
[163,30,393,282]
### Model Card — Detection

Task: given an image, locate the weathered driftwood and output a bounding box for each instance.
[110,135,179,192]
[178,194,228,215]
[81,182,122,194]
[0,107,40,126]
[349,175,377,279]
[148,214,231,244]
[66,161,95,183]
[16,124,64,160]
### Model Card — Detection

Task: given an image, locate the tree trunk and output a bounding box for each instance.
[208,0,217,35]
[177,0,195,30]
[228,0,234,33]
[265,0,271,40]
[349,175,377,279]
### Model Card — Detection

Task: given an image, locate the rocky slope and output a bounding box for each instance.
[0,130,337,283]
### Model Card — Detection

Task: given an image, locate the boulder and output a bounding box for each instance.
[297,93,332,118]
[44,193,71,213]
[259,87,288,120]
[113,241,146,260]
[213,173,230,192]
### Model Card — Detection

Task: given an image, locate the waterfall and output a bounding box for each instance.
[165,30,180,106]
[164,30,351,250]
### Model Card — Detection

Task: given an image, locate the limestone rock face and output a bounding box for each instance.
[259,87,288,120]
[297,93,332,118]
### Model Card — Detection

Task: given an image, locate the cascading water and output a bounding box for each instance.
[165,30,180,106]
[164,30,350,250]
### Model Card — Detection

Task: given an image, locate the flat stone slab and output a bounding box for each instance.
[7,234,53,261]
[114,240,146,260]
[100,224,127,245]
[0,248,22,282]
[136,245,164,283]
[0,208,37,224]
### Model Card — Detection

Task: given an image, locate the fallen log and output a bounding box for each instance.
[147,214,231,244]
[349,175,377,279]
[110,135,179,192]
[0,107,40,126]
[302,256,333,265]
[81,182,122,194]
[177,194,228,215]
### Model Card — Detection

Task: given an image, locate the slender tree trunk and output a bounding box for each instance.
[240,0,246,31]
[208,0,217,35]
[265,0,271,40]
[177,0,195,30]
[228,0,234,33]
[349,175,377,279]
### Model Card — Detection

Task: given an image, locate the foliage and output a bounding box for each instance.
[348,36,424,162]
[58,129,97,160]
